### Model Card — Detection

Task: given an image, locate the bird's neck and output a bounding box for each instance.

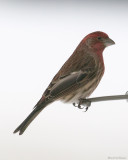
[97,51,105,69]
[93,48,105,68]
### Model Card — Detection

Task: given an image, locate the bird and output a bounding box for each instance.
[14,31,115,135]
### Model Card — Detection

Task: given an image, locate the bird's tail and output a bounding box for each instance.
[13,97,52,135]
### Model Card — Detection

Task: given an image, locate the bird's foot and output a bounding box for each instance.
[73,98,91,112]
[73,102,83,108]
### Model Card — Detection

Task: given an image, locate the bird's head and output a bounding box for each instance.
[84,31,115,52]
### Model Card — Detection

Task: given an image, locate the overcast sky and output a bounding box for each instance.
[0,1,128,160]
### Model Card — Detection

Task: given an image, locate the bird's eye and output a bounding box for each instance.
[97,37,102,40]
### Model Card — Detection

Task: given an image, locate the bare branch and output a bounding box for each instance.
[73,92,128,111]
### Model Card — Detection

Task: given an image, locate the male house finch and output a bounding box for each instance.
[14,31,115,135]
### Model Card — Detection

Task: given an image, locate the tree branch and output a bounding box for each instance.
[73,92,128,111]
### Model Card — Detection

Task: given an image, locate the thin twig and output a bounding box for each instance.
[80,93,128,107]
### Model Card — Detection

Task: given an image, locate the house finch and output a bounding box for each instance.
[14,31,115,135]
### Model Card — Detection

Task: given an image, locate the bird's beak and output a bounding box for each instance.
[104,38,115,47]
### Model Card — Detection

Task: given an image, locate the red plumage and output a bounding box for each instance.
[14,31,115,135]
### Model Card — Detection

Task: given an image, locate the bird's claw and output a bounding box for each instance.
[73,99,91,112]
[78,104,84,109]
[83,106,89,112]
[73,103,77,107]
[73,102,84,109]
[73,103,83,109]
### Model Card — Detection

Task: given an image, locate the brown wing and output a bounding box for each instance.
[50,71,87,97]
[43,54,97,100]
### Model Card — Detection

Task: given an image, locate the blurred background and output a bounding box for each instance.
[0,0,128,160]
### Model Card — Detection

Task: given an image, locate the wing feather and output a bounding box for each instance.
[43,54,97,100]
